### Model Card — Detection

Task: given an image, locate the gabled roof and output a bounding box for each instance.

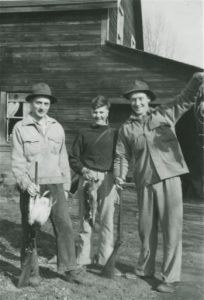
[104,42,203,74]
[0,0,118,13]
[103,42,203,104]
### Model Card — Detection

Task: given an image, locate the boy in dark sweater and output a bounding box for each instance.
[69,95,118,267]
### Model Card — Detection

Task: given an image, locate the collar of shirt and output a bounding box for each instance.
[22,114,56,126]
[127,108,155,124]
[90,123,110,129]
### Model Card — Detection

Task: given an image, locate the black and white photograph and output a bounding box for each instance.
[0,0,203,299]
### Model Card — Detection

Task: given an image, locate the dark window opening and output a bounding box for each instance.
[109,103,131,128]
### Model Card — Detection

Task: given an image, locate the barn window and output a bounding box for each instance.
[131,35,136,49]
[117,5,124,45]
[0,92,30,143]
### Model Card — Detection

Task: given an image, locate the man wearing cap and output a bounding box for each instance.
[114,72,204,293]
[11,83,82,286]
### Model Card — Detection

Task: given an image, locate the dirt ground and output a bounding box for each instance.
[0,188,204,300]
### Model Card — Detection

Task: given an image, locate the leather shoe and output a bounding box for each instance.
[134,269,154,278]
[156,282,177,293]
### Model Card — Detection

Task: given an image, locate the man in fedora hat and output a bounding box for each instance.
[114,73,204,293]
[11,82,82,286]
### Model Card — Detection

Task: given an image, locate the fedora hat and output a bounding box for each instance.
[123,80,156,101]
[26,82,57,103]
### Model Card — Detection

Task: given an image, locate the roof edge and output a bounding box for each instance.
[105,41,203,71]
[0,0,117,13]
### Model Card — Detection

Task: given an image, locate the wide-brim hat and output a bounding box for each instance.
[123,80,156,101]
[26,82,57,104]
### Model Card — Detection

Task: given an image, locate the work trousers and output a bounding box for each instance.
[76,171,117,266]
[20,184,77,275]
[136,176,183,283]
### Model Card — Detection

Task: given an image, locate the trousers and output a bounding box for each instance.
[76,171,117,266]
[136,176,183,283]
[20,184,77,274]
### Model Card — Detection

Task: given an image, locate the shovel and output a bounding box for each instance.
[18,161,39,288]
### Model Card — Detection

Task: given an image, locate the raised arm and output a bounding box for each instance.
[159,72,204,124]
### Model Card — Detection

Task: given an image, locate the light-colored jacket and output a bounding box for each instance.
[11,114,71,191]
[114,72,203,188]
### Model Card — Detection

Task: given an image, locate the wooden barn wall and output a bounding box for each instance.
[0,8,202,200]
[108,0,136,48]
[0,9,103,174]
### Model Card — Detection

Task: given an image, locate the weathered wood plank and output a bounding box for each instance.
[108,0,137,48]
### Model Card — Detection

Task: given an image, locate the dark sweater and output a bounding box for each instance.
[69,125,118,174]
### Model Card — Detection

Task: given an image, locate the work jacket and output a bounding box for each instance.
[114,72,203,188]
[11,114,71,191]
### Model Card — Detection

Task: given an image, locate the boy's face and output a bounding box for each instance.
[91,105,109,126]
[30,97,51,120]
[130,92,150,117]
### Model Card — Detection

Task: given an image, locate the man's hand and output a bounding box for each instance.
[82,167,94,181]
[27,182,39,197]
[115,177,125,190]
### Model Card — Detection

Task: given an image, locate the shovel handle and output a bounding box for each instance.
[118,157,123,240]
[120,157,123,178]
[35,161,38,185]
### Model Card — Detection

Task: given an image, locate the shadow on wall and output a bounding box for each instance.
[0,173,19,203]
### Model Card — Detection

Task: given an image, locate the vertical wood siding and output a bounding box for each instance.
[108,7,117,44]
[122,0,136,47]
[108,0,137,48]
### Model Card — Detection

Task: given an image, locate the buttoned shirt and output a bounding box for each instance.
[11,114,71,191]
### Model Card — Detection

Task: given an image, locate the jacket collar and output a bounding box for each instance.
[127,107,155,123]
[22,114,56,126]
[90,123,110,129]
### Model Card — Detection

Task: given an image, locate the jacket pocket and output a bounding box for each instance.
[152,123,177,143]
[154,123,176,142]
[24,139,41,157]
[48,137,62,155]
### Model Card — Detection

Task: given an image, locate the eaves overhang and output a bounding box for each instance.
[0,0,118,13]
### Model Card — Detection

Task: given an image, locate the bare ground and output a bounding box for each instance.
[0,189,204,300]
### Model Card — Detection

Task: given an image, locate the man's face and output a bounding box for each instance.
[30,97,51,120]
[129,92,150,117]
[91,105,109,126]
